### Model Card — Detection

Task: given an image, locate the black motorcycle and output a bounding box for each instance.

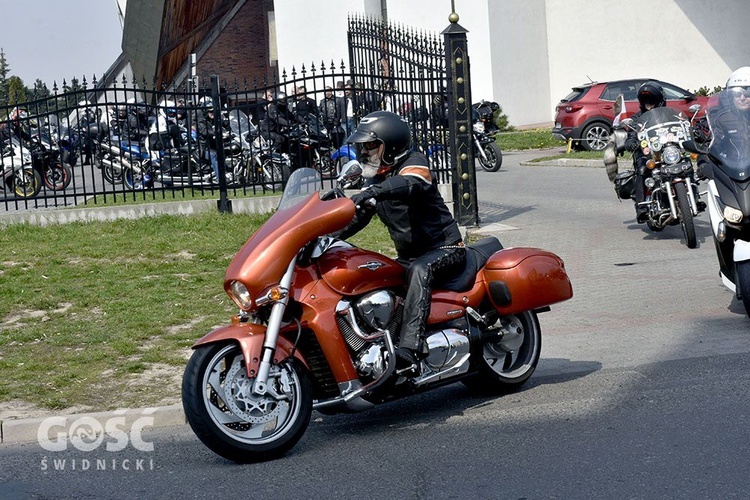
[471,100,503,172]
[684,89,750,315]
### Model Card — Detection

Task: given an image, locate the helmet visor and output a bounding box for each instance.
[639,92,662,106]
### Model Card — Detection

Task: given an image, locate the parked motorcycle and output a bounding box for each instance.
[471,100,503,172]
[612,106,703,248]
[286,115,334,175]
[93,137,153,190]
[181,167,573,463]
[28,134,73,191]
[1,138,42,198]
[684,89,750,315]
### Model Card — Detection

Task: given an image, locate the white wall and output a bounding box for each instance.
[273,0,495,102]
[274,0,749,127]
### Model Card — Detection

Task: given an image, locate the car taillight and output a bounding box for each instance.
[562,104,583,113]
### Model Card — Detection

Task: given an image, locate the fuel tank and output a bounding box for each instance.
[317,246,405,296]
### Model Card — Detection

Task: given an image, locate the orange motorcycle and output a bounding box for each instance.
[182,167,573,463]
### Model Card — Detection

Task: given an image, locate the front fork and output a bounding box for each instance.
[252,257,297,395]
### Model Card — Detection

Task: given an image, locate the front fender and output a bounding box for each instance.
[192,323,308,378]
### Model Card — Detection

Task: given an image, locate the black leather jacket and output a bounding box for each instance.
[341,151,462,260]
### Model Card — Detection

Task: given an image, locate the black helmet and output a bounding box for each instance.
[637,81,665,112]
[346,110,411,166]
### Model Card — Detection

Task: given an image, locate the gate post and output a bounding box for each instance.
[442,8,479,227]
[211,75,232,214]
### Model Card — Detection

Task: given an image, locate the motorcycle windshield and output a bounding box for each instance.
[228,109,255,138]
[278,168,324,210]
[635,107,691,148]
[225,168,355,301]
[705,89,750,181]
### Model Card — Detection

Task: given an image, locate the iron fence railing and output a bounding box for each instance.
[0,16,459,214]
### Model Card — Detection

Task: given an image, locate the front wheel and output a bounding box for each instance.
[12,167,42,198]
[737,261,750,318]
[182,342,313,463]
[478,142,503,172]
[463,310,541,394]
[674,182,697,249]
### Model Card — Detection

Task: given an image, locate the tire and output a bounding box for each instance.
[462,310,541,394]
[44,162,72,191]
[313,150,334,176]
[478,142,503,172]
[673,182,697,248]
[580,122,610,151]
[261,159,290,190]
[182,342,313,463]
[123,166,144,190]
[12,167,42,198]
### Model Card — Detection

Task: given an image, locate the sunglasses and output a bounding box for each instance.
[729,87,750,99]
[361,140,381,150]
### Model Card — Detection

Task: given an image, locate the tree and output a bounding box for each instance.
[0,47,9,103]
[7,76,27,106]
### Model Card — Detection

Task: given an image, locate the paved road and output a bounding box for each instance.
[2,149,750,499]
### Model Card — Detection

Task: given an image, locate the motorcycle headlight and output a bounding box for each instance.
[228,280,253,310]
[723,205,743,224]
[662,146,681,165]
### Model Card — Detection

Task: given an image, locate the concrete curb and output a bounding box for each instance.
[1,404,186,445]
[520,158,632,169]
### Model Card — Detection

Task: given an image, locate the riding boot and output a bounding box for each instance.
[397,247,466,369]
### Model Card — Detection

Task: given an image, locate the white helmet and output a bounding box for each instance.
[726,67,750,88]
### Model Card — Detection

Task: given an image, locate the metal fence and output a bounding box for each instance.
[0,15,461,215]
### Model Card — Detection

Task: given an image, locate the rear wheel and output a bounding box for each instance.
[581,122,610,151]
[674,182,697,249]
[44,162,72,191]
[182,342,313,463]
[463,310,541,394]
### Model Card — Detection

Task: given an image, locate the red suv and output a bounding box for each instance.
[552,79,709,151]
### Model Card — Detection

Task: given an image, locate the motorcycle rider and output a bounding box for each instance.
[339,110,466,371]
[706,67,750,165]
[196,97,223,182]
[624,81,666,223]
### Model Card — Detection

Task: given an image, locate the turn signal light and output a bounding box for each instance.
[646,159,656,169]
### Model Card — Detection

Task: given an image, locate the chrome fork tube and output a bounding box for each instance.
[666,181,678,218]
[253,257,297,395]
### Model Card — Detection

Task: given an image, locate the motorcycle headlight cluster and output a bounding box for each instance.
[662,146,682,165]
[723,205,744,224]
[228,280,253,310]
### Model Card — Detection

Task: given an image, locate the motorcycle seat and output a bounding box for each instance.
[436,236,503,292]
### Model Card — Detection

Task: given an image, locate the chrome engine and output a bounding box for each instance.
[336,291,471,382]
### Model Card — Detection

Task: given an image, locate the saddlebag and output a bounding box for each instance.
[483,247,573,315]
[613,170,635,200]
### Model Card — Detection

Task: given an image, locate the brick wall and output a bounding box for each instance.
[199,0,276,88]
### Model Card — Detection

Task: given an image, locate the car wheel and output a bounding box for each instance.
[581,122,610,151]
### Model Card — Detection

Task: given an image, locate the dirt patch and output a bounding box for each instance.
[0,400,88,421]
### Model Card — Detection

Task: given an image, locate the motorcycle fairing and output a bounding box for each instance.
[712,166,750,220]
[225,194,355,303]
[192,323,309,378]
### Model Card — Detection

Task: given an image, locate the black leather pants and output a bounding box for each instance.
[398,246,467,351]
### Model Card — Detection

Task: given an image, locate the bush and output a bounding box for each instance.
[691,85,723,96]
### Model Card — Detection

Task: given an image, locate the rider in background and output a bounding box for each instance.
[624,81,666,223]
[707,67,750,165]
[339,110,466,372]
